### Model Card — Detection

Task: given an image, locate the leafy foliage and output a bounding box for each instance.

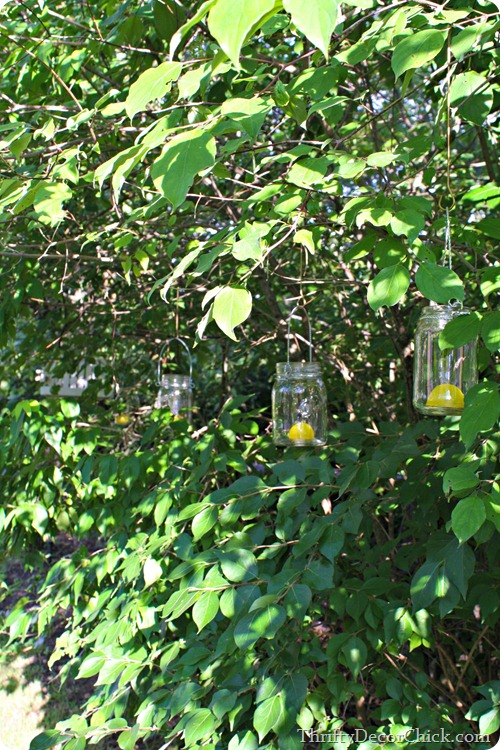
[0,0,499,748]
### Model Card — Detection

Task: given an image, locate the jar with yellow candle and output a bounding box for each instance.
[413,303,477,416]
[272,362,327,446]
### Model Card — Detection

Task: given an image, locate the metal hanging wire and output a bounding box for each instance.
[439,30,455,272]
[157,337,193,385]
[286,305,313,363]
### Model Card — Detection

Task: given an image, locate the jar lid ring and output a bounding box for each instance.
[428,299,464,312]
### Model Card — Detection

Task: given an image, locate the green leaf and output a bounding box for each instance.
[337,158,365,179]
[484,496,500,533]
[272,191,304,215]
[373,238,407,269]
[112,145,149,201]
[33,182,72,226]
[29,731,67,750]
[482,311,500,352]
[344,233,377,262]
[282,673,308,712]
[480,267,500,299]
[178,63,211,100]
[143,557,162,587]
[234,604,286,649]
[221,97,270,138]
[287,157,328,188]
[438,311,482,349]
[273,81,290,107]
[479,706,500,736]
[192,591,219,631]
[192,505,218,540]
[9,131,31,159]
[283,0,340,59]
[118,724,139,750]
[170,0,219,59]
[308,94,348,122]
[253,693,287,741]
[410,560,447,611]
[415,263,464,303]
[228,731,259,750]
[151,129,216,209]
[293,229,315,254]
[207,0,278,69]
[154,0,187,42]
[336,38,376,65]
[390,209,425,244]
[367,263,410,310]
[366,151,397,168]
[210,689,237,720]
[125,62,182,119]
[212,286,252,340]
[451,495,486,544]
[232,232,264,262]
[163,589,199,620]
[65,739,86,750]
[460,381,500,447]
[391,30,445,78]
[284,583,312,620]
[319,525,345,562]
[451,23,493,61]
[476,218,500,240]
[219,548,257,582]
[283,94,308,129]
[184,708,216,745]
[464,183,500,206]
[341,636,367,679]
[77,654,106,679]
[449,71,493,125]
[440,535,475,599]
[443,466,479,496]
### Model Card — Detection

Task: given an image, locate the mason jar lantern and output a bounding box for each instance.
[272,307,327,446]
[413,303,477,416]
[156,338,193,420]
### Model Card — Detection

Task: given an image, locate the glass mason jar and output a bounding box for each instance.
[272,362,327,446]
[413,304,477,416]
[156,374,192,420]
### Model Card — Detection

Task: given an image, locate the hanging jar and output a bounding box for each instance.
[413,303,477,416]
[156,338,193,421]
[272,307,327,446]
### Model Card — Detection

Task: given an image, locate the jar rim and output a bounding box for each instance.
[160,374,192,386]
[421,303,470,316]
[276,361,322,373]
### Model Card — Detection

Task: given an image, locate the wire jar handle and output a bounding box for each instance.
[157,337,193,386]
[287,305,313,363]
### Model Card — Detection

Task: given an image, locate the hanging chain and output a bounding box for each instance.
[440,30,455,270]
[444,206,452,270]
[175,286,180,339]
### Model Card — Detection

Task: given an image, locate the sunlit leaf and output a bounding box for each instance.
[415,263,464,303]
[451,495,486,544]
[151,129,216,209]
[283,0,340,59]
[125,62,182,119]
[212,286,252,340]
[208,0,278,69]
[367,263,410,310]
[392,30,445,78]
[450,71,493,125]
[438,311,482,349]
[460,382,500,447]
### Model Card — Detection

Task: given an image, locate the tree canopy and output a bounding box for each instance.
[0,0,499,748]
